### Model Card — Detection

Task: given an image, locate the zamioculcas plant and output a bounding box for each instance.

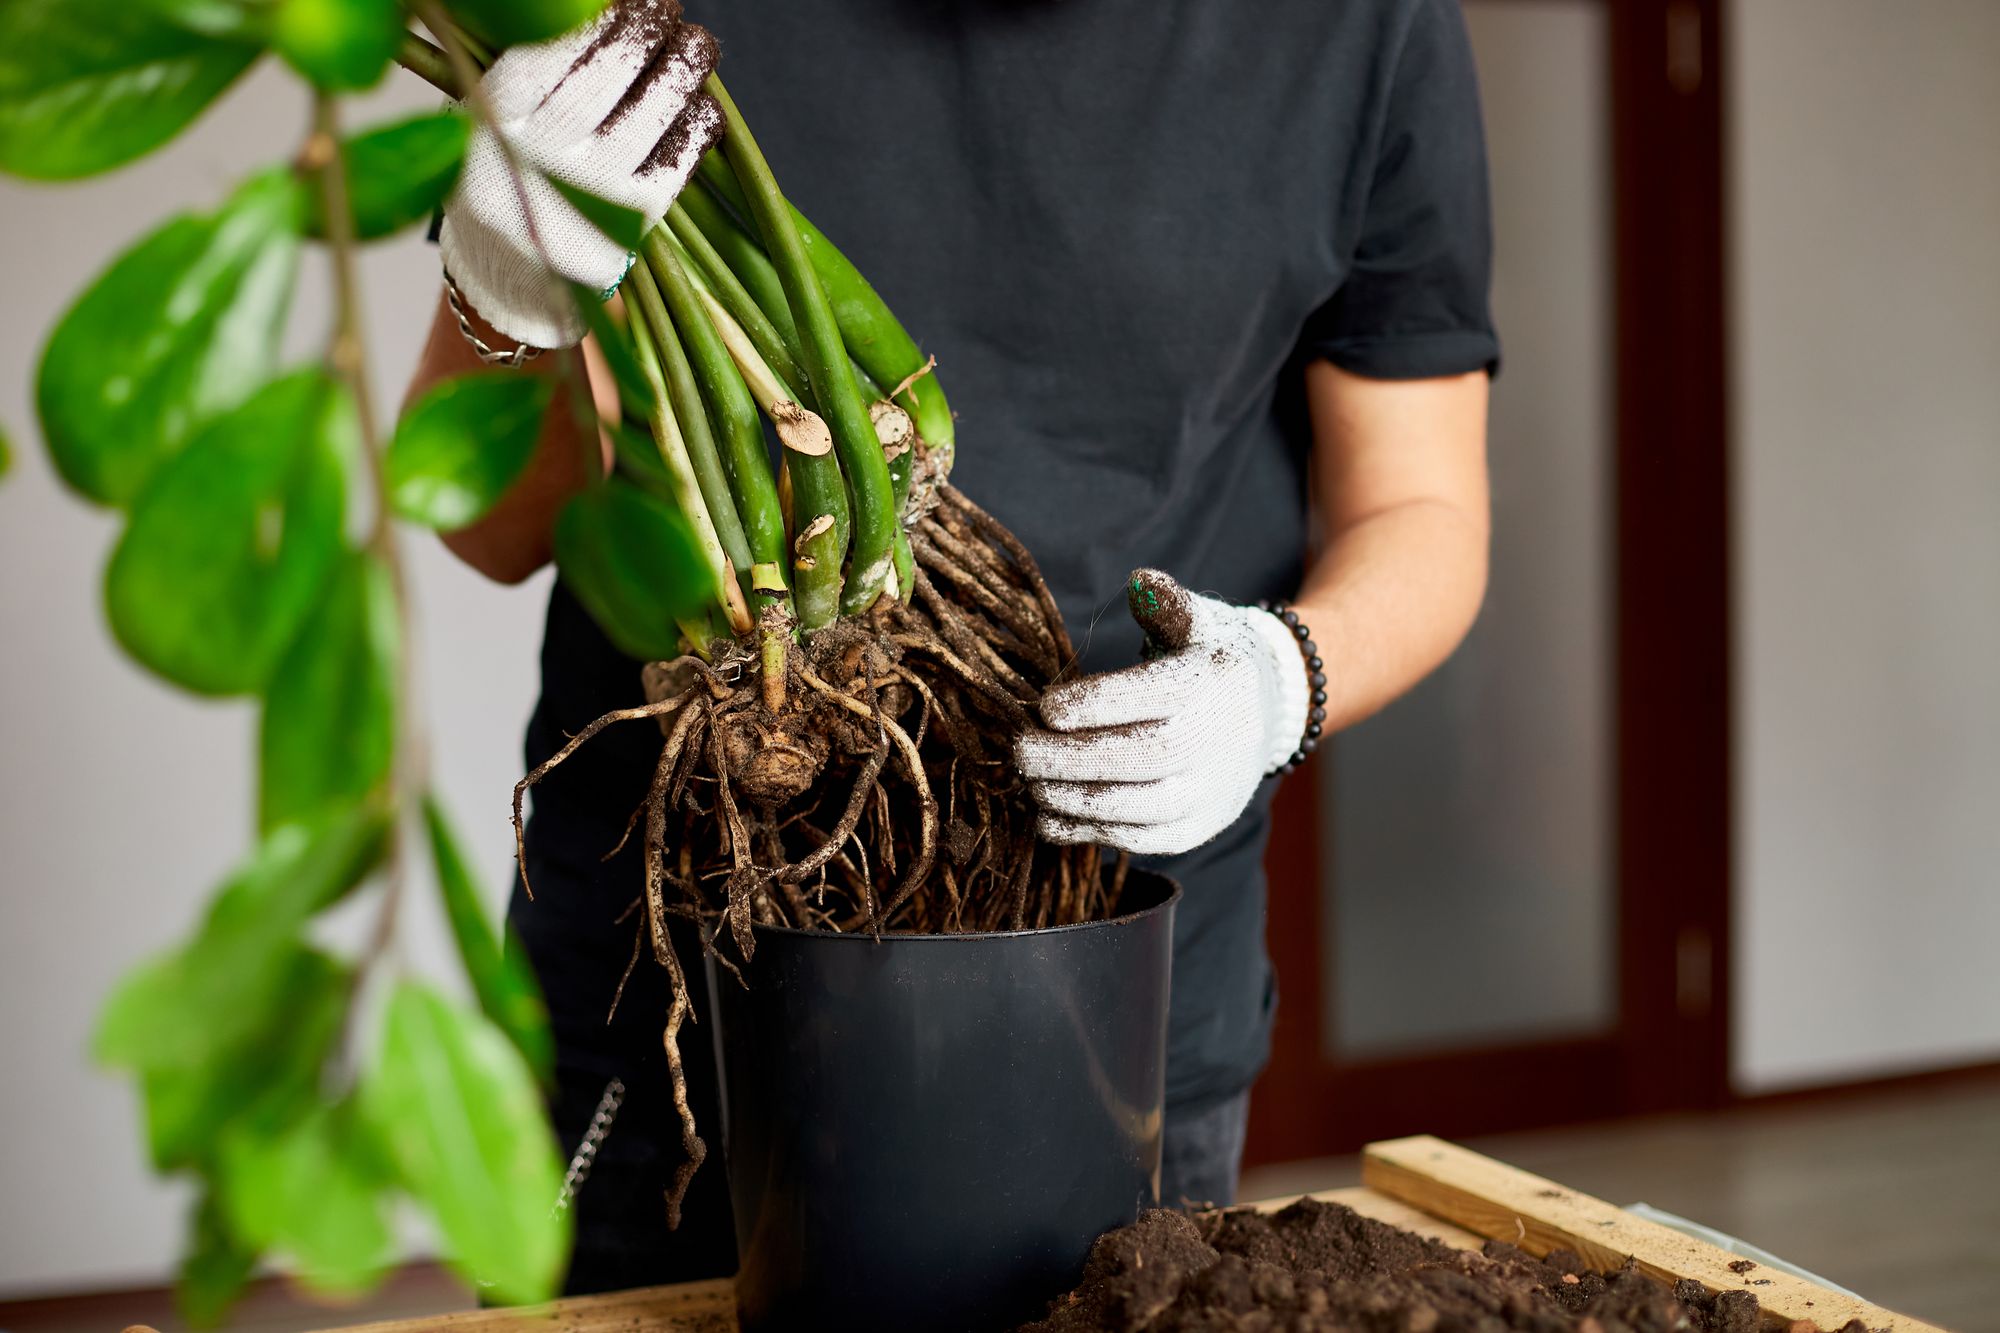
[2,0,1114,1319]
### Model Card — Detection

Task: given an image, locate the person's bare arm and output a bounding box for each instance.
[402,291,612,584]
[1293,360,1491,731]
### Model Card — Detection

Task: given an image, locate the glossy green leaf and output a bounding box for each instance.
[144,0,264,43]
[424,795,554,1082]
[105,369,351,697]
[309,110,470,241]
[178,1189,259,1329]
[387,372,551,530]
[443,0,607,50]
[554,479,715,661]
[362,982,570,1305]
[270,0,402,90]
[218,1099,395,1297]
[0,422,11,481]
[38,169,305,506]
[259,552,398,832]
[142,948,349,1171]
[0,0,259,180]
[95,805,387,1071]
[551,177,646,251]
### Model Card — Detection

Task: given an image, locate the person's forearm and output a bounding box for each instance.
[1291,497,1487,732]
[405,289,600,584]
[1289,361,1491,733]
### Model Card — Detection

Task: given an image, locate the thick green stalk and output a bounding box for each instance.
[695,149,956,469]
[642,236,790,603]
[666,200,809,405]
[655,232,848,628]
[625,261,754,598]
[678,180,798,353]
[625,290,744,639]
[709,77,897,614]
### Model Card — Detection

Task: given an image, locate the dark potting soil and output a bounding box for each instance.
[1020,1199,1870,1333]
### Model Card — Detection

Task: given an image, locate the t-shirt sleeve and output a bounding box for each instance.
[1302,0,1500,379]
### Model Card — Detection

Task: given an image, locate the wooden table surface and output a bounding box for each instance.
[295,1138,1945,1333]
[306,1187,1466,1333]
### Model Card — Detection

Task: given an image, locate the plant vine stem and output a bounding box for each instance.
[395,32,457,95]
[708,76,898,616]
[311,92,421,983]
[625,265,749,637]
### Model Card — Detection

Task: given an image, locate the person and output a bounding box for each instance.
[408,0,1496,1296]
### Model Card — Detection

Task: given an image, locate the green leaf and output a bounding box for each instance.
[105,369,351,697]
[259,552,398,832]
[607,419,676,503]
[387,373,551,530]
[551,177,646,252]
[572,282,653,419]
[143,0,264,43]
[95,806,387,1071]
[0,422,11,481]
[362,982,570,1305]
[0,0,259,180]
[554,479,715,661]
[141,948,350,1171]
[38,169,305,506]
[309,110,470,241]
[424,795,553,1083]
[218,1099,395,1298]
[269,0,402,90]
[178,1189,260,1329]
[443,0,607,50]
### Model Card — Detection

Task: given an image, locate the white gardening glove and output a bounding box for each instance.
[1015,571,1317,857]
[439,0,723,350]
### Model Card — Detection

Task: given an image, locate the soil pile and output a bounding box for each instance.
[1021,1199,1869,1333]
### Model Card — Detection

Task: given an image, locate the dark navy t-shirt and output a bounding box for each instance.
[522,0,1499,1113]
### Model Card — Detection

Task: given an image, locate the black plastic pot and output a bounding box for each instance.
[703,869,1180,1333]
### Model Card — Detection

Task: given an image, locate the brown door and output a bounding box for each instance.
[1247,0,1731,1164]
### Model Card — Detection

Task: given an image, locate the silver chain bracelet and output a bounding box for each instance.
[553,1077,626,1216]
[444,266,544,368]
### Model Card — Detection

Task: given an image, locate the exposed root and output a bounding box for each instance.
[657,937,705,1229]
[511,487,1117,1228]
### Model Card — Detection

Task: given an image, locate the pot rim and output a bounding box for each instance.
[739,869,1182,944]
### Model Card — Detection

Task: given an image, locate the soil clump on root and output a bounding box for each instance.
[1022,1199,1869,1333]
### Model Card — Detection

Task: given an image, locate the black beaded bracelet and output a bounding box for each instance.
[1256,599,1328,777]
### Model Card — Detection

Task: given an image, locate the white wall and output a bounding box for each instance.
[1730,0,2000,1091]
[0,69,551,1293]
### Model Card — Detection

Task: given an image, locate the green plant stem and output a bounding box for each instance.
[666,200,809,405]
[695,150,956,473]
[656,232,848,628]
[708,77,897,614]
[395,32,457,94]
[642,234,789,596]
[625,261,753,595]
[311,92,417,974]
[625,279,744,638]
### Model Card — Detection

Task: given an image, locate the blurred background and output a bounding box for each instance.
[1,0,1994,1329]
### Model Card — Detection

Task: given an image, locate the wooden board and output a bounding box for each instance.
[308,1276,735,1333]
[1363,1135,1948,1333]
[294,1140,1946,1332]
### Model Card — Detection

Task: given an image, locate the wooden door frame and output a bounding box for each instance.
[1247,0,1732,1165]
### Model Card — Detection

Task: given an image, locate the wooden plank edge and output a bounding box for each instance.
[309,1276,736,1333]
[1362,1135,1950,1333]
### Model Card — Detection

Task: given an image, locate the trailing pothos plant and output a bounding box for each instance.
[5,0,1116,1319]
[0,0,658,1320]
